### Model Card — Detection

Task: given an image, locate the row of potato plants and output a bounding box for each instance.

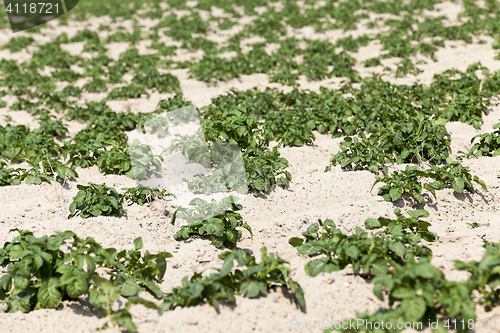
[288,190,500,332]
[292,215,500,333]
[2,0,499,84]
[2,63,499,193]
[0,229,304,331]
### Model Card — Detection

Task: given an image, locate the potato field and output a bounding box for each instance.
[1,1,500,332]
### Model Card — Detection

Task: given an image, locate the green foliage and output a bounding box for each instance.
[364,57,382,67]
[460,121,500,158]
[0,168,24,186]
[327,116,451,174]
[107,83,149,100]
[289,219,432,278]
[64,131,120,169]
[172,197,252,248]
[371,160,487,206]
[395,58,423,78]
[122,185,174,206]
[104,28,142,44]
[1,1,500,331]
[68,183,126,219]
[364,209,436,242]
[455,242,500,311]
[127,139,164,180]
[36,110,68,140]
[329,260,475,333]
[424,159,488,194]
[326,116,451,173]
[64,100,111,123]
[159,247,305,313]
[371,165,434,206]
[0,143,77,186]
[70,29,106,53]
[132,71,180,93]
[155,94,194,113]
[31,42,80,69]
[243,147,292,194]
[0,230,171,332]
[83,78,108,93]
[2,36,35,53]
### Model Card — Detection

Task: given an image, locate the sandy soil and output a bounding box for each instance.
[1,1,500,332]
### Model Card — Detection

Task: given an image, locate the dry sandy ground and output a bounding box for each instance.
[1,1,500,332]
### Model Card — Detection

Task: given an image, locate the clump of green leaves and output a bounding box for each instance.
[2,36,35,53]
[425,159,488,194]
[132,70,180,93]
[0,151,77,186]
[395,58,423,78]
[122,185,174,206]
[329,259,475,333]
[0,230,172,332]
[364,209,436,242]
[172,197,252,248]
[243,147,292,195]
[455,242,500,311]
[326,117,451,174]
[36,109,68,140]
[460,121,500,158]
[68,183,126,219]
[127,139,164,180]
[0,168,25,186]
[159,247,305,313]
[289,219,432,278]
[107,83,150,100]
[371,165,435,206]
[371,160,487,206]
[83,78,108,93]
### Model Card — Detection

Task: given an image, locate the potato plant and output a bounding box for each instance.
[371,160,488,206]
[172,197,252,248]
[460,121,500,158]
[159,247,305,313]
[0,230,172,332]
[68,183,126,219]
[289,218,432,278]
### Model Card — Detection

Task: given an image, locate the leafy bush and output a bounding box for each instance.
[68,183,126,219]
[371,165,434,206]
[0,168,25,186]
[172,197,252,248]
[371,161,487,206]
[425,159,488,194]
[122,185,174,206]
[132,70,180,93]
[455,242,500,311]
[107,83,149,100]
[159,247,305,313]
[36,110,68,140]
[364,209,436,242]
[327,116,451,173]
[242,147,291,195]
[460,121,500,158]
[0,230,172,332]
[83,78,108,93]
[329,260,475,333]
[289,219,432,277]
[1,36,35,53]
